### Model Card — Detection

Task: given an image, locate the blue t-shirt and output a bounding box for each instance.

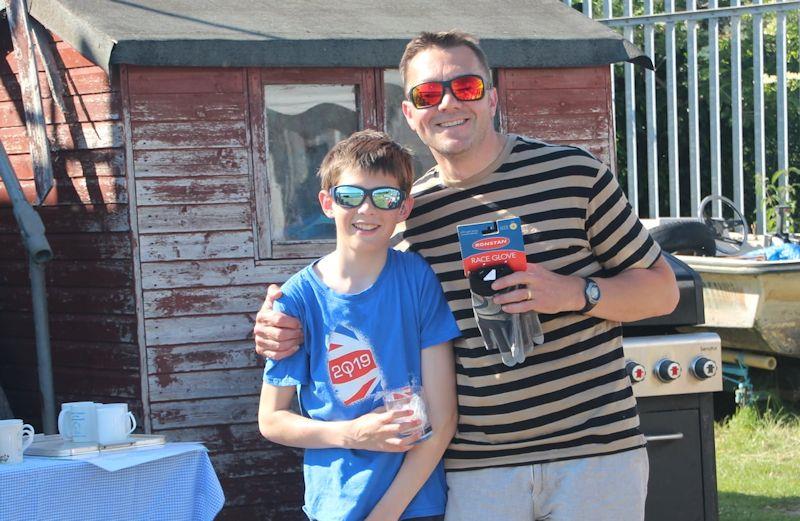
[264,249,461,521]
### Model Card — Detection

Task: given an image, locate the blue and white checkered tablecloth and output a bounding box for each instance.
[0,443,225,521]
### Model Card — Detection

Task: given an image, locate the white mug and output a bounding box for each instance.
[58,401,98,442]
[96,403,136,445]
[0,419,35,464]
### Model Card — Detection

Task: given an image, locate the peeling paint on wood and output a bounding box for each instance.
[148,367,262,402]
[140,259,300,289]
[137,203,250,234]
[0,232,131,260]
[506,88,608,116]
[1,311,137,343]
[127,68,245,94]
[139,230,253,262]
[0,204,129,233]
[0,285,135,314]
[0,120,123,153]
[1,337,139,371]
[0,176,127,206]
[3,40,96,74]
[131,120,247,149]
[144,285,265,318]
[155,423,267,453]
[129,92,246,122]
[0,259,133,288]
[135,176,250,206]
[133,148,248,178]
[150,395,257,429]
[145,313,255,346]
[507,114,610,142]
[0,92,120,127]
[502,67,608,90]
[9,149,126,181]
[147,340,261,375]
[0,67,114,102]
[210,449,303,479]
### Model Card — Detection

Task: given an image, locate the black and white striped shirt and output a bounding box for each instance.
[396,134,662,471]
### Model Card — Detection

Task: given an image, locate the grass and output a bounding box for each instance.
[716,404,800,520]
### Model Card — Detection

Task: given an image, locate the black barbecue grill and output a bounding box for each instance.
[622,252,721,521]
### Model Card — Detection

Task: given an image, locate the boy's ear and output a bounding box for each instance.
[319,190,335,218]
[398,195,415,221]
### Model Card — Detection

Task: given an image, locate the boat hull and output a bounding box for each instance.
[676,255,800,358]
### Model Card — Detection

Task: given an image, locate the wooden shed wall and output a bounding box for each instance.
[121,65,303,520]
[0,33,140,427]
[498,66,616,167]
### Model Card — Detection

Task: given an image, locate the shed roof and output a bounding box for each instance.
[27,0,651,73]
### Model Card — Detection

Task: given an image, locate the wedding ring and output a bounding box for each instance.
[527,288,533,301]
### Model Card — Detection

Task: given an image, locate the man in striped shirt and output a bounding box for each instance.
[255,31,679,521]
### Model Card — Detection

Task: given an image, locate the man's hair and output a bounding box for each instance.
[318,129,414,194]
[399,30,492,88]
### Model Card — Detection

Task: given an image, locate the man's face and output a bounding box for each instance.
[401,45,498,160]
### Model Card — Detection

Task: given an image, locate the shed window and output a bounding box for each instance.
[251,69,380,260]
[266,84,358,243]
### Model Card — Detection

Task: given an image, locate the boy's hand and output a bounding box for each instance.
[253,284,304,360]
[344,408,421,452]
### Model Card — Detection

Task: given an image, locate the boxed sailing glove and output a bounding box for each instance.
[457,217,544,367]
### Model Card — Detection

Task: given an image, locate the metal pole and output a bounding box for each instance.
[644,0,659,218]
[624,0,638,214]
[665,0,680,217]
[708,0,723,217]
[687,0,701,216]
[28,260,55,433]
[731,0,745,214]
[753,0,766,233]
[0,142,55,433]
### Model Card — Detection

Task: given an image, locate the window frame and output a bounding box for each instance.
[249,68,383,260]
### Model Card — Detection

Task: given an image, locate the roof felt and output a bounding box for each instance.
[27,0,651,72]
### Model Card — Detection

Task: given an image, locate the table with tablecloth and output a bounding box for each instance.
[0,442,224,521]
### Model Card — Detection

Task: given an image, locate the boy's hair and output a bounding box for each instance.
[399,30,492,88]
[318,130,414,194]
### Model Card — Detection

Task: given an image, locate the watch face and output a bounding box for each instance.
[586,280,601,304]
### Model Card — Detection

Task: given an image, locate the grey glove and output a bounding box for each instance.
[469,265,545,367]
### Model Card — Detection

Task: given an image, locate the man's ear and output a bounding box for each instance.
[488,87,499,118]
[401,100,417,132]
[319,190,335,218]
[398,195,415,221]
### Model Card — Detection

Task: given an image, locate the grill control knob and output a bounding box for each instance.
[655,359,682,382]
[690,356,718,380]
[626,361,647,383]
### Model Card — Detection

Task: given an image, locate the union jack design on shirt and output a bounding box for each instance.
[326,327,383,406]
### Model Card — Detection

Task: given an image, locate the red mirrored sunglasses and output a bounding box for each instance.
[407,74,486,109]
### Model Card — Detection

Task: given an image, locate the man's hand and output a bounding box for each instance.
[253,284,304,360]
[491,256,679,322]
[343,407,420,453]
[491,263,583,314]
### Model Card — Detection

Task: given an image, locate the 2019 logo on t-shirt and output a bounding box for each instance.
[327,327,383,406]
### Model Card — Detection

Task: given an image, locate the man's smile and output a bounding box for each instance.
[437,118,468,129]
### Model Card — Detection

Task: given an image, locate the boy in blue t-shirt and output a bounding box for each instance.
[258,130,461,521]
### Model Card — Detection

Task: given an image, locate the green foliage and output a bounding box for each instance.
[587,0,800,222]
[716,404,800,520]
[758,167,800,234]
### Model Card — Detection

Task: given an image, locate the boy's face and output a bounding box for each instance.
[319,168,414,254]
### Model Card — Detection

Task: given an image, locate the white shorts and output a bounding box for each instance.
[444,448,649,521]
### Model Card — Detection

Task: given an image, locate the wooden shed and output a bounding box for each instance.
[0,0,647,518]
